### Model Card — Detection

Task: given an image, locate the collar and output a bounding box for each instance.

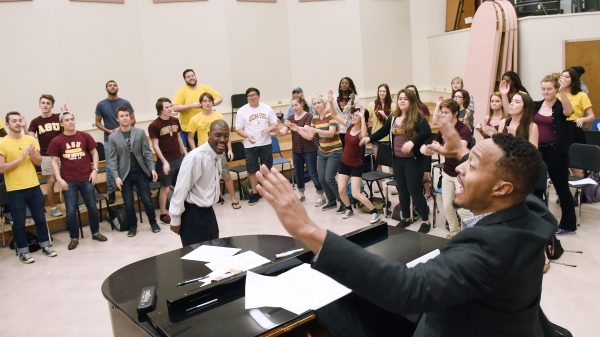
[461,212,493,230]
[199,141,222,161]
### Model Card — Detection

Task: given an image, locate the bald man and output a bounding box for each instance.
[169,120,229,246]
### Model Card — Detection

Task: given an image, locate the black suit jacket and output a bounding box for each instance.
[312,196,558,337]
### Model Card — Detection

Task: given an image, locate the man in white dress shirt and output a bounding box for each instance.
[168,120,229,246]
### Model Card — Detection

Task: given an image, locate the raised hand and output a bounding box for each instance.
[499,80,510,96]
[437,95,444,105]
[558,77,568,92]
[327,90,334,103]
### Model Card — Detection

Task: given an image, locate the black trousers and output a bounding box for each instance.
[392,156,429,221]
[180,202,219,247]
[538,144,577,231]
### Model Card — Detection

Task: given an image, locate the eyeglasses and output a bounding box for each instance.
[453,95,463,99]
[247,94,258,98]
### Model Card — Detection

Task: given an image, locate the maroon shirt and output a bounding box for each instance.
[287,113,317,153]
[148,117,183,161]
[341,124,364,167]
[534,113,556,144]
[392,123,414,158]
[435,120,471,177]
[47,131,97,183]
[28,114,62,156]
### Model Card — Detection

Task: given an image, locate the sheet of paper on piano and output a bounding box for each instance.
[245,263,351,315]
[180,245,242,262]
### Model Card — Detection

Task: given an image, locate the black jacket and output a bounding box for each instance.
[534,99,573,154]
[369,114,431,160]
[312,196,558,337]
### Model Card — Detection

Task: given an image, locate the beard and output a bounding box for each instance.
[186,79,197,86]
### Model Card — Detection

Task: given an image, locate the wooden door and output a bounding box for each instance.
[565,40,600,121]
[446,0,476,32]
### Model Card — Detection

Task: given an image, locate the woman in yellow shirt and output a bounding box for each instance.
[559,68,595,177]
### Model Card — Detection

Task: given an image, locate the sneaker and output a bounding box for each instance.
[342,208,354,219]
[68,239,79,250]
[19,253,34,264]
[150,223,161,233]
[49,208,63,217]
[107,192,116,204]
[314,199,326,207]
[370,212,381,224]
[397,218,412,228]
[41,247,57,257]
[92,233,108,242]
[336,204,347,214]
[322,203,337,211]
[248,193,260,206]
[160,214,171,225]
[299,196,306,202]
[418,223,431,234]
[127,227,137,237]
[555,228,576,236]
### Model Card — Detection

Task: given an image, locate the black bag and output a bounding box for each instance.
[391,203,402,221]
[8,230,40,252]
[546,234,564,260]
[108,205,129,231]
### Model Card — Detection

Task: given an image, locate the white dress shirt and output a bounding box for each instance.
[169,142,222,227]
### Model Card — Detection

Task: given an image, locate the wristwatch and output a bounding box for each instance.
[93,168,99,172]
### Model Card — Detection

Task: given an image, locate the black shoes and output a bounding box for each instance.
[150,223,161,233]
[418,223,431,234]
[127,227,137,237]
[107,192,116,204]
[397,218,412,228]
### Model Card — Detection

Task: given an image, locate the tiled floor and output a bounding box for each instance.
[0,180,598,336]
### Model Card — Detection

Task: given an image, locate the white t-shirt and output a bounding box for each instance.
[235,102,278,148]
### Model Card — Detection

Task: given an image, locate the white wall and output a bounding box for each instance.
[0,0,413,143]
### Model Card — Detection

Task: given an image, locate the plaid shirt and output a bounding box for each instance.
[461,212,494,230]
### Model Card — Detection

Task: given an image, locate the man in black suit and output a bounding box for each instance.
[255,127,558,336]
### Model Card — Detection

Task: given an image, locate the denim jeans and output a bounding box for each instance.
[8,186,51,253]
[121,170,157,227]
[104,141,115,195]
[293,151,323,194]
[63,180,100,239]
[317,150,342,204]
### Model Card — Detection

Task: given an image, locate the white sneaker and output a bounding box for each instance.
[49,208,63,217]
[342,208,354,219]
[370,212,381,224]
[314,199,326,207]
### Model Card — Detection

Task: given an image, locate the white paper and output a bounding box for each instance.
[406,249,440,268]
[181,245,241,262]
[569,178,598,187]
[245,263,351,315]
[205,251,270,272]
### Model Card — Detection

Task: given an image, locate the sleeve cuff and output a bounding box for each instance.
[170,216,181,227]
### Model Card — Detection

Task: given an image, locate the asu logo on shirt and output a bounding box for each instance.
[63,142,86,160]
[37,122,60,134]
[159,125,179,137]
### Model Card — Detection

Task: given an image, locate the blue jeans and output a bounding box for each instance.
[63,180,100,239]
[180,131,198,150]
[8,186,51,253]
[121,170,157,227]
[104,141,115,194]
[293,151,323,194]
[317,150,342,204]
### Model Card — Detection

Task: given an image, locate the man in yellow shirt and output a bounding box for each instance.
[172,69,222,149]
[188,93,240,209]
[0,112,57,263]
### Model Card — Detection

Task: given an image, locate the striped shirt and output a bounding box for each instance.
[312,112,342,154]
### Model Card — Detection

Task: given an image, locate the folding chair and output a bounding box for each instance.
[95,142,108,173]
[230,94,248,132]
[584,130,600,147]
[0,182,33,251]
[362,143,394,201]
[568,143,600,225]
[229,142,248,200]
[271,136,294,187]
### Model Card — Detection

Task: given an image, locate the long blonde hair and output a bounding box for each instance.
[394,89,424,140]
[488,92,506,121]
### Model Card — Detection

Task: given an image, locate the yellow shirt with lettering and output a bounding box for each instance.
[187,112,226,146]
[557,92,592,121]
[173,84,221,131]
[0,135,41,191]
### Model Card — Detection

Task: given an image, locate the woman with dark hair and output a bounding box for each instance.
[535,73,577,237]
[330,77,360,147]
[405,85,430,116]
[454,89,473,130]
[500,71,529,114]
[277,97,325,205]
[451,77,475,120]
[367,84,397,173]
[559,68,595,178]
[360,89,432,233]
[496,91,539,148]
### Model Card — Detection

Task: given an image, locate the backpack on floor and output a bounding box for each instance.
[108,205,129,231]
[581,171,600,204]
[391,203,402,221]
[8,230,40,252]
[241,178,251,200]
